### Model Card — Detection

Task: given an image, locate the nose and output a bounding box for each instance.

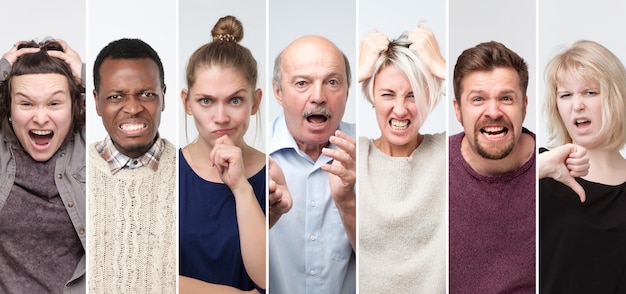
[392,98,408,116]
[32,107,50,125]
[573,94,585,111]
[309,82,327,104]
[214,103,229,123]
[484,100,502,119]
[122,95,145,115]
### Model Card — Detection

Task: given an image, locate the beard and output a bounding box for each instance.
[472,118,517,160]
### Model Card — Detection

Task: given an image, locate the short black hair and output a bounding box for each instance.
[93,38,165,92]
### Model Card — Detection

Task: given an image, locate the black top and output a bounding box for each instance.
[540,150,626,293]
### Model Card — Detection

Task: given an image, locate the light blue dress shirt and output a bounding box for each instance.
[269,114,356,294]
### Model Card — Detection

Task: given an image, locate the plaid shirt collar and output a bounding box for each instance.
[96,135,165,174]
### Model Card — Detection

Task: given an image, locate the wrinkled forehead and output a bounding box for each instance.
[281,39,346,76]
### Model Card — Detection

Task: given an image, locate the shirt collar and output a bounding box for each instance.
[96,134,164,174]
[269,114,355,162]
[269,114,301,155]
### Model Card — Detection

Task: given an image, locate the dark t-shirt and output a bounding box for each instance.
[449,130,536,293]
[178,149,266,291]
[540,151,626,293]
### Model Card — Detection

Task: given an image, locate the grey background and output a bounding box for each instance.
[358,0,446,139]
[87,0,178,146]
[0,0,85,61]
[179,0,267,151]
[538,0,626,155]
[448,0,537,136]
[268,0,357,127]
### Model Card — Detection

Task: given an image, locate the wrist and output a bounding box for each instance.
[231,180,253,198]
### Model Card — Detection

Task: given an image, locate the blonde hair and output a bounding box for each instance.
[362,32,443,126]
[544,40,626,151]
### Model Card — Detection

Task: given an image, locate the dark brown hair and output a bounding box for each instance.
[453,41,528,103]
[0,40,85,144]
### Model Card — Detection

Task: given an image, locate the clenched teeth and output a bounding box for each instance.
[120,124,146,131]
[390,119,409,130]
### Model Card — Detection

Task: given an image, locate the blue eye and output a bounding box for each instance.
[231,97,242,105]
[199,98,211,105]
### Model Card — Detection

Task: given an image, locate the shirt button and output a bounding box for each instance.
[59,152,65,157]
[133,160,138,165]
[57,174,63,179]
[68,201,74,208]
[310,235,316,241]
[310,201,316,207]
[79,228,85,235]
[309,270,316,276]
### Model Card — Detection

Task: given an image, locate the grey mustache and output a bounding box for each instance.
[302,105,332,118]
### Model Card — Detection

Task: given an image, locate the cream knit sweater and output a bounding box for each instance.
[358,133,446,293]
[87,140,176,293]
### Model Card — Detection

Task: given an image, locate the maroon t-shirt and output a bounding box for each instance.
[449,129,536,293]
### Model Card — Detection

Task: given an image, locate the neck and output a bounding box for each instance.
[374,133,423,157]
[296,140,328,162]
[461,132,535,177]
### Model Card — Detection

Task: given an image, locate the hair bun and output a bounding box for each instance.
[211,15,243,43]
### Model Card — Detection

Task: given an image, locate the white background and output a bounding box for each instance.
[268,0,357,127]
[87,0,178,146]
[539,0,626,156]
[358,0,447,139]
[179,0,267,151]
[0,0,85,59]
[448,0,537,137]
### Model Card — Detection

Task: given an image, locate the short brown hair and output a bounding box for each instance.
[453,41,528,103]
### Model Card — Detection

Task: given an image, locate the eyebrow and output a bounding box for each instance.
[14,90,67,99]
[465,88,518,98]
[192,88,249,99]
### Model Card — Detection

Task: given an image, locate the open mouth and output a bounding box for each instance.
[575,119,590,127]
[390,119,410,130]
[480,126,508,139]
[305,114,329,124]
[30,130,54,146]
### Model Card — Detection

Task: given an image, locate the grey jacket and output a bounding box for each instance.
[0,131,86,294]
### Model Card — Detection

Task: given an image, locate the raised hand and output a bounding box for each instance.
[539,143,589,202]
[359,30,389,83]
[408,25,446,80]
[268,157,292,228]
[2,42,40,65]
[321,130,356,249]
[46,39,84,85]
[210,135,248,194]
